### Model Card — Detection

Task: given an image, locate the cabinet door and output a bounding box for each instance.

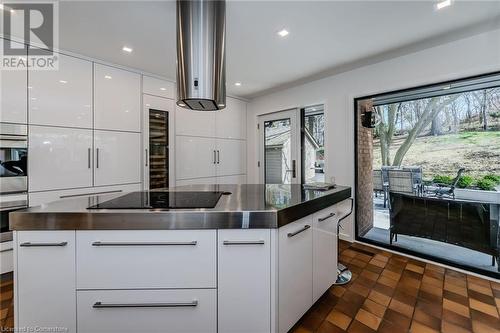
[216,139,246,176]
[0,40,27,124]
[215,97,246,140]
[175,106,216,137]
[29,125,93,191]
[312,206,338,302]
[176,177,216,186]
[29,51,92,128]
[94,64,141,132]
[94,130,141,186]
[216,175,246,185]
[16,231,76,332]
[218,229,271,333]
[143,76,174,99]
[0,241,13,274]
[278,216,313,333]
[176,136,216,180]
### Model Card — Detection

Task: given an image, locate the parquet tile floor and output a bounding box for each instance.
[1,242,500,333]
[292,241,500,333]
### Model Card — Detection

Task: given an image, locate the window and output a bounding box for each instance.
[355,72,500,278]
[302,105,325,184]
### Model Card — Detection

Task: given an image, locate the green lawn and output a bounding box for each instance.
[373,131,500,179]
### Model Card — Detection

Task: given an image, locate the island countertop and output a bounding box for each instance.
[10,184,351,230]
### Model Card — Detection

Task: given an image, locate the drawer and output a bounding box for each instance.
[77,289,216,333]
[0,241,14,274]
[312,205,340,228]
[76,230,216,289]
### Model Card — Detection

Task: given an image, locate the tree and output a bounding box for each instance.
[375,104,399,166]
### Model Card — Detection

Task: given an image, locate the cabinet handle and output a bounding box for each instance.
[20,242,68,247]
[96,148,100,168]
[145,149,148,167]
[91,241,197,246]
[60,190,122,199]
[292,160,296,178]
[287,225,311,238]
[93,300,198,309]
[213,150,216,164]
[223,240,265,245]
[217,150,220,164]
[88,148,91,169]
[318,212,336,222]
[0,248,13,253]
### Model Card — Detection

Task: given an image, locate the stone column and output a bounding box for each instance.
[356,99,374,237]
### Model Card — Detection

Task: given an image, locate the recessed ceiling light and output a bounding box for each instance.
[218,104,225,107]
[104,75,112,79]
[436,0,451,10]
[160,87,166,91]
[122,46,133,53]
[277,29,289,37]
[178,102,186,107]
[59,80,67,84]
[234,82,242,86]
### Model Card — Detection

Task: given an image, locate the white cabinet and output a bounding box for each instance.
[312,206,338,303]
[175,106,216,137]
[94,64,141,132]
[278,216,313,333]
[218,229,271,333]
[216,97,247,140]
[176,136,216,180]
[29,52,92,128]
[0,40,27,124]
[143,76,175,99]
[94,130,141,186]
[0,241,13,274]
[16,231,76,332]
[76,230,216,289]
[216,174,246,184]
[77,289,216,333]
[176,177,216,186]
[29,125,92,191]
[216,139,246,176]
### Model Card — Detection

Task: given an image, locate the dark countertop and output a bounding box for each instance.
[10,184,352,230]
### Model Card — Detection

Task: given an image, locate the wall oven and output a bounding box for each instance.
[0,123,28,244]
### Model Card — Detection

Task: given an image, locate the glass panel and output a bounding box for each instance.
[356,77,500,278]
[264,118,292,184]
[149,109,168,189]
[302,105,325,183]
[0,147,27,177]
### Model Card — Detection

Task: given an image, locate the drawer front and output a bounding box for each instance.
[0,241,14,274]
[77,230,216,289]
[77,289,216,333]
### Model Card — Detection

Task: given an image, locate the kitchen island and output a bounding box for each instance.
[11,184,351,333]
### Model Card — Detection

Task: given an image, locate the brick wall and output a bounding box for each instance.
[356,99,374,237]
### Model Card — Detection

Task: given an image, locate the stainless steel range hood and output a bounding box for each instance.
[176,0,226,111]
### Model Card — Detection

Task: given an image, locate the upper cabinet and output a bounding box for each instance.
[215,97,247,140]
[176,106,216,137]
[143,76,174,99]
[0,40,27,124]
[29,51,92,128]
[94,64,141,132]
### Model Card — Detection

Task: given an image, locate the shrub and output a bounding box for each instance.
[457,175,474,189]
[491,111,500,119]
[483,174,500,184]
[432,175,453,185]
[476,179,497,191]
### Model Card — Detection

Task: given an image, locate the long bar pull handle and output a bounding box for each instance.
[0,248,13,253]
[60,190,122,199]
[287,225,311,238]
[20,242,68,247]
[88,148,91,168]
[213,150,217,164]
[93,300,198,309]
[91,241,197,246]
[96,148,100,168]
[292,160,296,178]
[318,212,336,222]
[145,149,148,167]
[217,150,220,164]
[223,240,265,245]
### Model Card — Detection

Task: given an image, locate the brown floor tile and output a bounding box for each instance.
[347,320,377,333]
[362,299,386,318]
[388,298,414,318]
[442,309,472,330]
[469,298,499,318]
[327,309,352,330]
[316,320,348,333]
[443,289,469,306]
[443,298,471,318]
[468,283,494,297]
[441,320,472,333]
[469,289,497,306]
[410,320,440,333]
[413,308,441,331]
[368,290,391,307]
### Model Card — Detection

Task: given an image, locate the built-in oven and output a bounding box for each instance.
[0,123,28,194]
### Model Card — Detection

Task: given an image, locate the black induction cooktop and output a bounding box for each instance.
[87,191,224,209]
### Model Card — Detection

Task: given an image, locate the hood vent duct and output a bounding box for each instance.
[176,0,226,111]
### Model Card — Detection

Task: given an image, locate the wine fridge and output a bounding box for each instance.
[148,109,169,189]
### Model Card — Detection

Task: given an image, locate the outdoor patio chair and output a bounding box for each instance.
[388,170,416,196]
[373,170,388,208]
[403,166,423,195]
[431,168,465,199]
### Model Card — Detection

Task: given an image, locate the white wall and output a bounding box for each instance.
[247,28,500,241]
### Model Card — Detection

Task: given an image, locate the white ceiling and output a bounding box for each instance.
[18,1,500,98]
